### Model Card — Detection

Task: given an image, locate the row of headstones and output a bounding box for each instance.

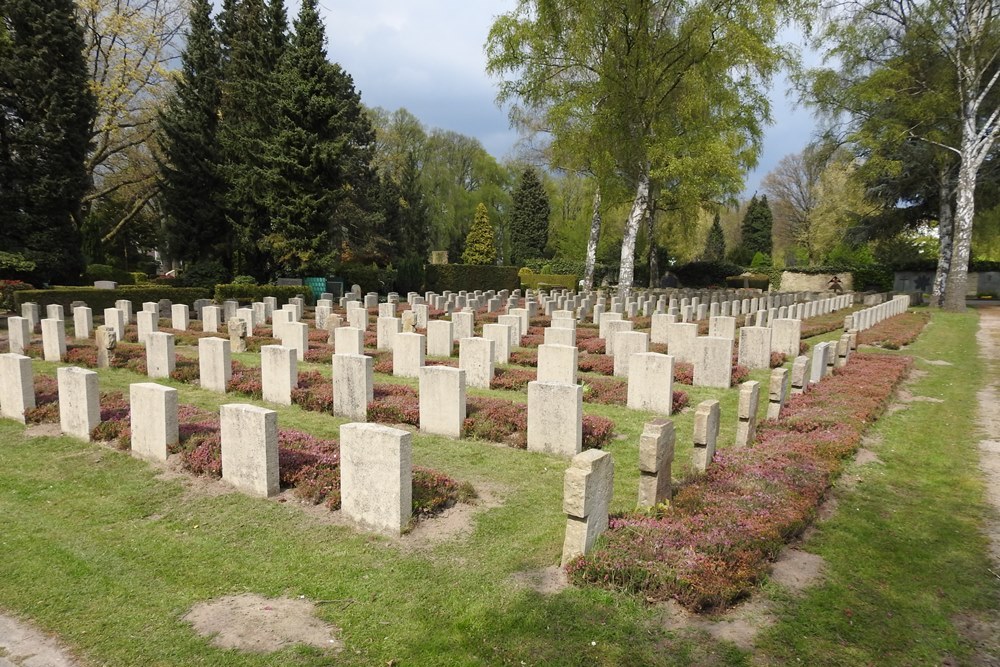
[0,355,417,536]
[559,331,860,565]
[844,294,912,332]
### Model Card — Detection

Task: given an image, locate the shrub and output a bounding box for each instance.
[1,280,34,311]
[13,287,211,313]
[83,264,135,285]
[672,261,746,288]
[232,275,258,285]
[520,273,577,291]
[424,264,520,293]
[214,284,303,305]
[337,263,398,294]
[857,311,929,349]
[175,259,230,289]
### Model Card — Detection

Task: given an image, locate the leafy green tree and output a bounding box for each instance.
[462,203,497,265]
[264,0,381,275]
[487,0,786,299]
[509,167,551,264]
[702,213,727,261]
[739,194,774,258]
[0,0,96,284]
[158,0,227,267]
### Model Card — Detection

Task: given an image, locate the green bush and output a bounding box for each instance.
[521,273,578,291]
[672,261,746,287]
[232,275,258,286]
[725,274,770,290]
[338,263,398,294]
[0,251,37,279]
[13,287,211,312]
[522,258,611,285]
[425,264,521,292]
[750,252,772,269]
[83,264,135,285]
[851,265,894,291]
[175,259,230,289]
[131,272,150,284]
[1,280,34,312]
[214,284,304,305]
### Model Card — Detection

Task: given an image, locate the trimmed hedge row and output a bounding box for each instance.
[521,273,577,291]
[14,287,211,312]
[425,264,520,293]
[214,284,305,305]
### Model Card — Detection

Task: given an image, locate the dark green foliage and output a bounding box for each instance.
[337,263,398,294]
[379,150,430,292]
[158,0,227,267]
[509,168,551,264]
[461,203,497,265]
[174,259,230,289]
[520,274,578,291]
[424,265,520,292]
[0,0,96,284]
[13,287,211,312]
[703,213,727,261]
[83,265,136,286]
[265,0,382,275]
[672,261,746,287]
[724,274,770,290]
[522,258,612,285]
[739,194,774,258]
[213,284,302,304]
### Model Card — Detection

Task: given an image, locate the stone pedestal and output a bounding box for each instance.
[561,449,614,565]
[691,399,720,473]
[637,419,674,508]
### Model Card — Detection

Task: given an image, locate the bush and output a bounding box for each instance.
[673,261,746,287]
[83,264,135,286]
[232,275,258,285]
[175,259,230,289]
[213,284,304,305]
[425,264,520,292]
[0,251,37,279]
[1,280,34,312]
[520,273,577,291]
[13,287,211,312]
[337,263,398,294]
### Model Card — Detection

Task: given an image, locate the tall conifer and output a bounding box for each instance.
[509,167,551,264]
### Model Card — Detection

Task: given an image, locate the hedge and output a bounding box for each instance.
[13,287,211,312]
[214,284,305,305]
[672,261,746,287]
[424,264,520,292]
[521,273,578,291]
[724,274,769,291]
[521,258,612,285]
[336,263,398,294]
[766,264,894,292]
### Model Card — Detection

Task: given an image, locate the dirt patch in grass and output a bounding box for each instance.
[659,598,775,650]
[769,549,825,593]
[510,566,570,595]
[951,612,1000,667]
[23,423,63,438]
[854,448,883,466]
[182,594,341,653]
[974,304,1000,567]
[0,612,79,666]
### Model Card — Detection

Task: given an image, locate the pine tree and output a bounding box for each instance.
[0,0,96,284]
[740,194,774,257]
[264,0,382,274]
[509,167,551,264]
[461,203,497,265]
[703,212,726,261]
[158,0,227,268]
[218,0,285,279]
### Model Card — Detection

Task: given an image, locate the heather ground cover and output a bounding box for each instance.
[0,306,996,666]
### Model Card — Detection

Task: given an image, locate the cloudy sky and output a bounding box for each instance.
[302,0,819,197]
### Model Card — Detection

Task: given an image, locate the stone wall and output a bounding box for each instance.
[779,271,854,293]
[893,271,1000,297]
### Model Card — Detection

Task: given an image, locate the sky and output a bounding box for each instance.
[300,0,820,198]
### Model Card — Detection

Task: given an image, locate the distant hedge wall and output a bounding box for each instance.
[425,265,520,293]
[214,284,305,305]
[672,261,746,288]
[521,273,578,291]
[14,287,211,312]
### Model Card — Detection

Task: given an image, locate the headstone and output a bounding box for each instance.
[693,336,732,389]
[767,367,789,419]
[650,313,676,345]
[41,318,66,362]
[418,366,466,437]
[810,341,831,383]
[452,311,474,341]
[426,320,454,357]
[21,302,40,333]
[544,327,576,347]
[202,305,223,333]
[228,317,248,353]
[770,319,802,357]
[0,353,34,423]
[459,337,494,389]
[561,449,614,566]
[790,355,810,395]
[340,423,412,535]
[129,382,178,462]
[603,319,633,357]
[708,315,736,340]
[393,333,425,378]
[73,306,93,340]
[57,366,100,441]
[482,323,512,364]
[325,313,344,344]
[735,380,761,447]
[612,330,648,377]
[146,332,176,379]
[220,403,279,497]
[281,321,309,361]
[347,304,368,331]
[637,419,674,508]
[198,337,231,393]
[691,399,720,473]
[401,310,416,333]
[7,317,30,355]
[665,322,698,363]
[527,381,582,456]
[261,345,297,405]
[334,326,364,355]
[332,354,373,421]
[836,333,851,367]
[626,352,674,414]
[236,307,255,337]
[537,344,578,385]
[738,326,772,369]
[45,304,64,321]
[137,310,157,344]
[376,316,401,351]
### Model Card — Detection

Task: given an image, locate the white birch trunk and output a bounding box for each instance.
[932,175,953,307]
[617,172,649,301]
[582,187,602,291]
[944,151,977,310]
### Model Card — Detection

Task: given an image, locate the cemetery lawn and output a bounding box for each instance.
[0,309,996,665]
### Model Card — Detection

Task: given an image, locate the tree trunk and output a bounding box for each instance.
[932,174,953,308]
[583,186,602,291]
[943,149,977,311]
[618,172,649,301]
[646,190,659,288]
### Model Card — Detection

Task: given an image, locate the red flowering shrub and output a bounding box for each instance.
[568,352,911,610]
[23,374,61,424]
[578,338,606,354]
[508,350,538,367]
[769,352,786,368]
[491,367,536,391]
[578,355,614,375]
[857,311,929,349]
[227,362,262,398]
[304,345,333,363]
[673,363,694,385]
[519,334,545,348]
[801,309,856,338]
[581,377,627,405]
[170,358,200,383]
[412,467,477,516]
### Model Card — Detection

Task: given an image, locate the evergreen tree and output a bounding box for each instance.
[264,0,382,274]
[703,212,726,261]
[158,0,227,267]
[461,203,497,264]
[740,194,774,257]
[0,0,96,283]
[509,167,551,265]
[218,0,285,279]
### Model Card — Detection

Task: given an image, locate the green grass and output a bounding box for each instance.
[0,308,996,665]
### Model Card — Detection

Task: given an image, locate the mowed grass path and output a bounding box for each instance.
[0,308,995,665]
